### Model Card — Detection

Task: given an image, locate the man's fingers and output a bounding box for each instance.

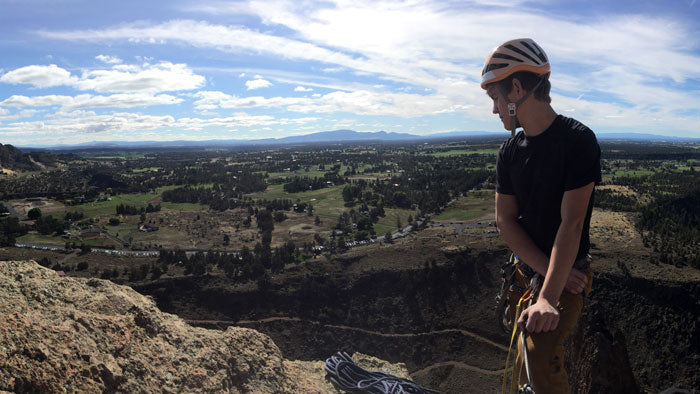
[571,269,587,287]
[517,310,528,329]
[566,282,584,294]
[526,311,542,332]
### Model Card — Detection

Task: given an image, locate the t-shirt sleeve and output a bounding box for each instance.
[564,129,602,191]
[496,144,515,195]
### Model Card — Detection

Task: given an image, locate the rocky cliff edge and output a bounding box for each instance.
[0,260,408,393]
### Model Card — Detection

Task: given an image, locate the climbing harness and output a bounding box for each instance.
[325,352,441,394]
[501,273,540,394]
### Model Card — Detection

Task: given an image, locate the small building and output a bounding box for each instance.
[55,271,66,277]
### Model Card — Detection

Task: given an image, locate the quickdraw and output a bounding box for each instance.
[495,254,517,333]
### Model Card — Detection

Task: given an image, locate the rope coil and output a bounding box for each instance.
[324,352,441,394]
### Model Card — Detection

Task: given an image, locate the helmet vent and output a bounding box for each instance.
[492,53,524,62]
[504,44,541,65]
[482,63,509,75]
[521,41,548,63]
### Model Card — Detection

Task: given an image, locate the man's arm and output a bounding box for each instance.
[495,192,549,274]
[517,182,595,333]
[495,192,588,294]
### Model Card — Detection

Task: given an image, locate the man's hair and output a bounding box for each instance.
[496,71,551,104]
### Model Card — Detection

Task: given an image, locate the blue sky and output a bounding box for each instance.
[1,0,699,146]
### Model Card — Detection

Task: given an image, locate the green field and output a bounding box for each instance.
[246,184,415,235]
[266,169,329,179]
[434,190,494,221]
[425,149,499,157]
[610,169,655,177]
[247,184,347,218]
[73,185,207,217]
[265,165,356,180]
[132,167,161,173]
[103,222,135,238]
[88,154,146,159]
[374,208,416,234]
[16,232,66,246]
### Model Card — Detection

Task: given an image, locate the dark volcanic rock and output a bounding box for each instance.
[565,299,640,393]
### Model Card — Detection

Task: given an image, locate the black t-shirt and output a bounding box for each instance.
[496,115,601,261]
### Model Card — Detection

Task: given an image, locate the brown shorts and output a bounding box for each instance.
[507,267,593,394]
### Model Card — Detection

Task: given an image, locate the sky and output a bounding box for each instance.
[1,0,699,147]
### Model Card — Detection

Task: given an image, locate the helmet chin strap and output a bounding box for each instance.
[497,77,545,137]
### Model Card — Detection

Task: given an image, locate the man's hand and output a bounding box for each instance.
[518,298,560,333]
[565,268,587,294]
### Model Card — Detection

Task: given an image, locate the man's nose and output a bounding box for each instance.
[492,101,499,114]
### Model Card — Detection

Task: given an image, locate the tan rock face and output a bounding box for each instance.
[0,260,403,393]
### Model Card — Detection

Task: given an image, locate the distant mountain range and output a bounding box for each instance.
[18,130,501,150]
[15,129,699,150]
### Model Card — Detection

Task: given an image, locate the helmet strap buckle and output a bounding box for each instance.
[508,103,516,117]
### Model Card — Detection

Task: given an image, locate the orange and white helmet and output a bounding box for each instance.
[480,38,550,89]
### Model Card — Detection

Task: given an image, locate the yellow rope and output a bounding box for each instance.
[501,289,531,394]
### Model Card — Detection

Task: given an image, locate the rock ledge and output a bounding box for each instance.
[0,260,406,393]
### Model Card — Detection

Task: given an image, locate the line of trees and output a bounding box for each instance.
[116,203,161,215]
[155,239,310,282]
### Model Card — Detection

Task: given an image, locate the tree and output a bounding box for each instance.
[273,211,287,222]
[223,234,230,246]
[27,208,42,220]
[396,216,402,231]
[315,215,321,226]
[151,266,163,280]
[384,231,393,243]
[79,244,91,254]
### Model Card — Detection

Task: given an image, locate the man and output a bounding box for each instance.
[481,38,601,393]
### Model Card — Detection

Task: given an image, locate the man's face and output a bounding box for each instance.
[486,85,510,130]
[486,83,521,131]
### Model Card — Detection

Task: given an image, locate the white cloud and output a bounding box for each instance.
[176,113,317,131]
[194,89,454,117]
[177,113,277,130]
[0,64,75,88]
[194,91,310,110]
[294,85,313,92]
[0,62,205,93]
[95,54,123,64]
[245,78,272,90]
[77,62,205,93]
[0,112,175,137]
[0,108,38,122]
[0,93,183,109]
[23,2,700,136]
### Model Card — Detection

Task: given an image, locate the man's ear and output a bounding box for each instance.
[511,78,525,100]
